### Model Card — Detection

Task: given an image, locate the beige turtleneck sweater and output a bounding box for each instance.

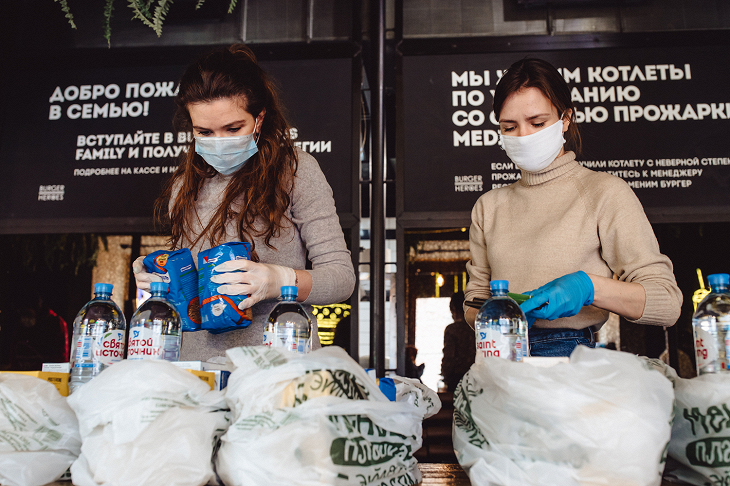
[465,151,682,330]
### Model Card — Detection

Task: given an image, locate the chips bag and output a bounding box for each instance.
[143,249,201,332]
[198,242,253,334]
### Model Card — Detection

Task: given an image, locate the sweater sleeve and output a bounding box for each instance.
[591,176,683,326]
[464,195,493,312]
[290,151,356,305]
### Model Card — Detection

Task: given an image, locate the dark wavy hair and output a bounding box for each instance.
[493,58,581,155]
[156,44,297,255]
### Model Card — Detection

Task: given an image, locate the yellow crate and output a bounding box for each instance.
[0,371,69,397]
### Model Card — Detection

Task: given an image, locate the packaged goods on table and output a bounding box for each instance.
[216,346,441,486]
[453,346,674,486]
[198,242,253,334]
[66,360,227,486]
[0,374,81,486]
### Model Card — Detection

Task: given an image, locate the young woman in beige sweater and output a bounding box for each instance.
[464,58,682,357]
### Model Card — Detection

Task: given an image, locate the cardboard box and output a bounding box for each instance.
[184,369,216,390]
[0,371,69,396]
[42,362,70,373]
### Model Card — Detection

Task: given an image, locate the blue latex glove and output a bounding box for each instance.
[520,271,594,327]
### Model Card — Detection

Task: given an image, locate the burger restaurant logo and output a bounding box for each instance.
[454,175,483,192]
[38,185,65,201]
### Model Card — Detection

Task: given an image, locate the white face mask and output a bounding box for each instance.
[500,117,565,173]
[194,120,259,176]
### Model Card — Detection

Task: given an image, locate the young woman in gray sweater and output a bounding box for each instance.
[133,44,356,361]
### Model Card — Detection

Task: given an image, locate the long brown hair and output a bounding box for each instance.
[493,58,582,155]
[157,44,297,254]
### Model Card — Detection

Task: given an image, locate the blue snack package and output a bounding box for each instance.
[143,249,201,332]
[198,242,253,334]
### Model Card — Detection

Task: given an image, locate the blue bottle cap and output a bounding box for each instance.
[708,273,730,289]
[281,286,298,298]
[151,281,170,293]
[94,283,113,295]
[490,280,509,292]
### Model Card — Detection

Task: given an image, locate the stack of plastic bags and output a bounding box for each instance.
[452,346,675,486]
[66,360,228,486]
[215,346,441,486]
[0,374,81,486]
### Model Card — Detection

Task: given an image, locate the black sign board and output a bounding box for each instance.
[401,45,730,222]
[0,57,355,233]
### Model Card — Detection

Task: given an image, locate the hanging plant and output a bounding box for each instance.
[53,0,240,47]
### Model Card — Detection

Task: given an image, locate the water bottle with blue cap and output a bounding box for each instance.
[69,283,127,393]
[264,286,312,354]
[693,273,730,375]
[127,281,182,362]
[474,280,528,362]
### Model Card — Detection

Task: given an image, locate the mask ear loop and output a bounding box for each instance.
[253,117,261,144]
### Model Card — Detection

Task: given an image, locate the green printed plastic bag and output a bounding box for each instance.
[452,346,674,486]
[667,373,730,486]
[0,374,81,486]
[217,346,441,486]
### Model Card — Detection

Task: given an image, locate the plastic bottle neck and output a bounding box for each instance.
[95,292,111,300]
[713,285,729,293]
[150,291,166,298]
[281,295,297,302]
[492,289,508,297]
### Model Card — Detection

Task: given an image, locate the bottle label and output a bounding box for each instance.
[296,338,311,354]
[127,327,162,360]
[263,330,276,347]
[476,327,512,360]
[694,317,719,370]
[94,330,125,365]
[74,335,94,368]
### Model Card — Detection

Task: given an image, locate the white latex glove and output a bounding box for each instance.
[210,260,296,310]
[132,255,163,292]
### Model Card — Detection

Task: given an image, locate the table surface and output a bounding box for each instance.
[45,464,688,485]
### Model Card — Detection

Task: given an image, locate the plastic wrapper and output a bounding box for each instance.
[0,374,81,486]
[216,346,440,486]
[67,360,228,486]
[198,242,253,334]
[453,346,674,486]
[143,248,201,332]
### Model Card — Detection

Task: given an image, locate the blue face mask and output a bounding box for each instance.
[194,120,259,176]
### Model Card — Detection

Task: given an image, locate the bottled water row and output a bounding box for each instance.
[472,273,730,377]
[69,283,311,394]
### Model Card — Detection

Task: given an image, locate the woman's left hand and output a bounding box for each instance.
[210,260,296,310]
[520,271,595,325]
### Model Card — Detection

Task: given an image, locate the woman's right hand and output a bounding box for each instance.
[132,256,163,292]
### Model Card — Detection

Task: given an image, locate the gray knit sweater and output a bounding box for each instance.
[176,149,356,361]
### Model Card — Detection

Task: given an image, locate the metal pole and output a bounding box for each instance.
[369,0,386,377]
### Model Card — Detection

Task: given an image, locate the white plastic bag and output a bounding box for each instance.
[453,346,674,486]
[0,374,81,486]
[66,360,228,486]
[216,346,440,486]
[666,373,730,486]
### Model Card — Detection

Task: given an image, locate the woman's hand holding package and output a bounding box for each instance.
[211,260,296,310]
[132,255,164,292]
[520,271,594,326]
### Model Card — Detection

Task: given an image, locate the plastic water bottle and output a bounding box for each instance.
[69,283,126,394]
[475,280,528,362]
[127,282,181,362]
[692,273,730,375]
[264,286,312,354]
